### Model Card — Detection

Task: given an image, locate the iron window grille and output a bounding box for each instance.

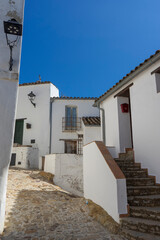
[62,117,82,131]
[78,134,83,155]
[65,141,77,154]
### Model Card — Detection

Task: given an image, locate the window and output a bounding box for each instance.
[65,141,77,154]
[65,106,77,130]
[62,106,81,131]
[78,134,83,155]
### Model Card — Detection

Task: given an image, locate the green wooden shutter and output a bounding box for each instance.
[14,119,24,145]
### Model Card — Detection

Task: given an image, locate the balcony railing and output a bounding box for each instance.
[62,117,82,131]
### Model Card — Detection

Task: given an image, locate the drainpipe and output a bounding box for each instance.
[49,99,53,154]
[99,107,106,145]
[97,104,106,145]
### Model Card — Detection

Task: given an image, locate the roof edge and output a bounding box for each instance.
[51,97,97,102]
[19,81,58,89]
[94,51,160,106]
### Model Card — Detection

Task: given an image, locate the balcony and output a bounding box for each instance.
[62,117,82,131]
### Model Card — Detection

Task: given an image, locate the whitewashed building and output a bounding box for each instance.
[83,49,160,238]
[12,81,59,168]
[94,50,160,182]
[13,87,101,172]
[50,97,101,154]
[44,97,101,196]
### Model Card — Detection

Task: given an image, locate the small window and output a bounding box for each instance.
[26,123,31,129]
[65,141,77,154]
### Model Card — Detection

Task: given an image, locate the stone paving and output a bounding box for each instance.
[0,169,125,240]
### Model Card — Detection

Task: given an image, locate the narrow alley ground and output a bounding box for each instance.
[0,169,125,240]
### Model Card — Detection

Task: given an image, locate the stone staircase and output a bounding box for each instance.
[115,149,160,240]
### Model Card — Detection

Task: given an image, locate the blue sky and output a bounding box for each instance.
[20,0,160,97]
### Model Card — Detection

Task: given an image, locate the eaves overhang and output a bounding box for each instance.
[94,51,160,107]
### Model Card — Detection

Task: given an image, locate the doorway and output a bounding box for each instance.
[10,153,16,166]
[115,84,133,152]
[14,119,24,145]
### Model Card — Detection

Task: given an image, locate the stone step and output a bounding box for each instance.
[130,206,160,221]
[128,195,160,207]
[121,217,160,235]
[118,163,141,169]
[127,186,160,196]
[119,152,134,161]
[123,170,147,178]
[126,178,155,186]
[117,161,135,166]
[121,166,141,171]
[114,158,134,163]
[121,229,160,240]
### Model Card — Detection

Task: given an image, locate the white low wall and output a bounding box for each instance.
[44,154,56,174]
[83,141,128,223]
[83,125,101,145]
[12,146,39,169]
[44,154,83,196]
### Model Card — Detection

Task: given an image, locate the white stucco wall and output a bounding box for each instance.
[0,0,25,233]
[44,154,83,196]
[83,142,128,223]
[129,60,160,183]
[51,99,99,154]
[12,146,39,169]
[100,58,160,183]
[44,154,56,175]
[83,124,102,145]
[101,96,120,157]
[16,83,59,168]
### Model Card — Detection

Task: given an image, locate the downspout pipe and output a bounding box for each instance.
[49,99,53,154]
[93,101,106,145]
[99,106,106,146]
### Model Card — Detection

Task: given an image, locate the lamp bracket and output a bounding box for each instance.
[30,100,36,108]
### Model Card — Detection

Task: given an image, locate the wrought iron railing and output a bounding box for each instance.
[62,117,82,131]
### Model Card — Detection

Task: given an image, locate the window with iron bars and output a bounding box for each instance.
[78,134,83,155]
[62,106,81,131]
[65,140,77,154]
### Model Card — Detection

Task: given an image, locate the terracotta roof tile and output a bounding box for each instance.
[52,96,97,100]
[95,50,160,103]
[19,81,53,86]
[82,117,100,126]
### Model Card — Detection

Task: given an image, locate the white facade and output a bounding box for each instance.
[99,54,160,183]
[51,98,100,154]
[0,0,25,233]
[82,123,101,145]
[44,154,83,196]
[15,82,59,168]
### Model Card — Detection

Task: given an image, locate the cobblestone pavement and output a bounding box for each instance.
[1,169,125,240]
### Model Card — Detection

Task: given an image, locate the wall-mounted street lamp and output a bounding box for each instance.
[28,91,36,108]
[3,19,22,71]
